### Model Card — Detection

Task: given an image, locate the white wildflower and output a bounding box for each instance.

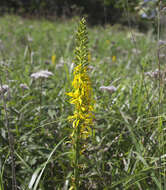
[145,69,162,79]
[158,40,166,46]
[20,83,29,90]
[100,85,117,93]
[27,35,33,42]
[31,70,53,79]
[87,65,94,71]
[0,85,9,94]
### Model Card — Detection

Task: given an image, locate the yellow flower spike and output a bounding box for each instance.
[51,54,56,64]
[67,18,94,190]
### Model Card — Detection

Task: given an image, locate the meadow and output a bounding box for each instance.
[0,14,166,190]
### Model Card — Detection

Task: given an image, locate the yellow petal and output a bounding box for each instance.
[69,186,74,190]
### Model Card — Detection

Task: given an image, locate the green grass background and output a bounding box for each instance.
[0,15,166,190]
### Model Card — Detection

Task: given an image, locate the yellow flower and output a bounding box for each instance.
[106,40,110,45]
[112,55,116,62]
[51,54,56,64]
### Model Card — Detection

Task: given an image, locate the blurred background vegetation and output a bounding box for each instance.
[0,0,161,30]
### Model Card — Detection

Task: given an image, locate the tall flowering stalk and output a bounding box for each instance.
[67,18,94,190]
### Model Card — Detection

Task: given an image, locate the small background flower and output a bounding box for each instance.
[30,70,53,79]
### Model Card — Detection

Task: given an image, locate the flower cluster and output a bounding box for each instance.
[0,84,9,94]
[67,63,94,140]
[30,70,53,79]
[100,85,117,93]
[20,83,29,90]
[145,69,163,79]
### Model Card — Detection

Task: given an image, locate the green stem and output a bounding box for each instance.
[74,123,80,190]
[40,78,43,113]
